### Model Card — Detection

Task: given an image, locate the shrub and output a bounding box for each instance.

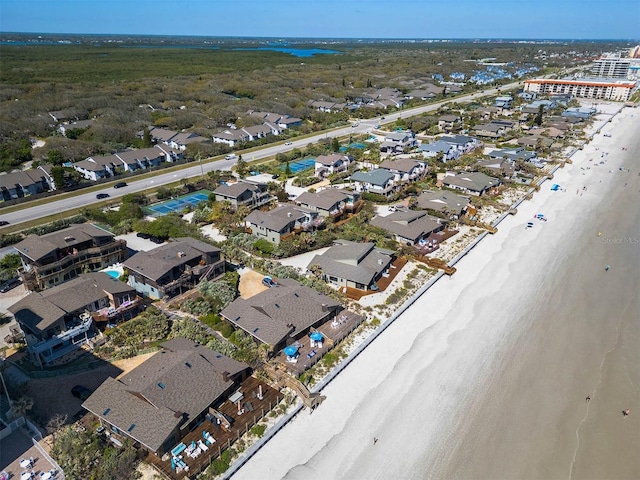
[254,238,275,254]
[250,424,266,437]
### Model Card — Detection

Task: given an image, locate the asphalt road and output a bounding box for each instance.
[0,82,522,229]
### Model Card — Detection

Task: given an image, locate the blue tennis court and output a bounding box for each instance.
[282,157,315,173]
[145,190,212,217]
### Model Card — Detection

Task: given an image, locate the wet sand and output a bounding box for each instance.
[232,106,639,480]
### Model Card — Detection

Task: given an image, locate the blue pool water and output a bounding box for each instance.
[104,270,120,279]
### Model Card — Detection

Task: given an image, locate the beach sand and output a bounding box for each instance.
[232,106,639,480]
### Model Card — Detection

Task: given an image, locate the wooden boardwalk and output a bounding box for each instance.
[145,376,283,479]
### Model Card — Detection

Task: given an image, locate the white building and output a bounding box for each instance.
[524,78,637,101]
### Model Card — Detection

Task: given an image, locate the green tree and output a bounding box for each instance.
[47,149,65,166]
[534,105,544,126]
[284,161,292,178]
[235,155,248,178]
[50,166,66,190]
[331,137,340,153]
[142,127,153,147]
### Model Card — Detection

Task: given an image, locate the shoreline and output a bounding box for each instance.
[229,103,639,480]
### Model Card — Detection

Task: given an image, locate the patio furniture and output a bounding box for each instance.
[198,439,209,451]
[171,442,187,457]
[20,459,32,469]
[21,472,34,480]
[229,391,244,403]
[40,472,52,480]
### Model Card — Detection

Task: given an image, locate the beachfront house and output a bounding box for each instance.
[494,96,514,109]
[438,115,462,132]
[82,338,250,456]
[378,157,428,183]
[419,140,461,162]
[8,272,141,367]
[442,172,501,196]
[124,238,224,300]
[416,190,470,219]
[439,135,483,155]
[307,240,395,291]
[220,278,341,355]
[370,210,445,245]
[14,223,127,291]
[379,131,417,153]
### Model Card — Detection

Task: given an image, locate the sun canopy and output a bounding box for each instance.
[284,346,298,356]
[310,332,323,341]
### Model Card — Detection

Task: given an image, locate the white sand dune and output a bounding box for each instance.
[232,106,640,480]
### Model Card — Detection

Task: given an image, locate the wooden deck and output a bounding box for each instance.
[144,376,283,479]
[345,256,408,300]
[415,229,459,255]
[272,310,365,376]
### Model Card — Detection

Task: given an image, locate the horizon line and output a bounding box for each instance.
[1,32,638,42]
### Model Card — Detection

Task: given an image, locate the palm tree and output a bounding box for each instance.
[10,395,33,418]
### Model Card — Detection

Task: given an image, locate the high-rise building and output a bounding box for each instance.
[591,56,631,78]
[524,78,637,101]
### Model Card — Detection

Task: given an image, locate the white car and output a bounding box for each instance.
[285,141,293,146]
[352,123,359,128]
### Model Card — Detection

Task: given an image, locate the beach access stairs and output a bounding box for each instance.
[264,364,326,412]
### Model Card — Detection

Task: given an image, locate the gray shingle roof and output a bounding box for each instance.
[370,210,443,243]
[213,180,263,199]
[295,189,351,211]
[315,154,348,167]
[9,272,134,334]
[416,190,470,215]
[82,338,248,452]
[123,238,220,283]
[378,158,425,173]
[442,172,501,192]
[15,223,115,262]
[351,169,395,187]
[244,204,313,233]
[307,240,394,286]
[0,170,47,190]
[220,278,340,347]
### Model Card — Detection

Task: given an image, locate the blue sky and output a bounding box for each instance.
[1,0,638,40]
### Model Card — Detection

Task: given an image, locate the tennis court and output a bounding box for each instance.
[145,190,212,217]
[282,157,315,173]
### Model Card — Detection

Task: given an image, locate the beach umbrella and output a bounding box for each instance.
[310,332,323,342]
[284,345,298,356]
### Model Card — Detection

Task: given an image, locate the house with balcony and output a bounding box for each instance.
[82,338,250,456]
[309,100,347,113]
[370,210,445,245]
[213,180,272,211]
[212,129,251,147]
[247,111,303,129]
[419,140,461,163]
[124,238,224,300]
[314,154,352,178]
[488,147,538,163]
[439,135,483,155]
[416,190,470,219]
[378,157,427,183]
[14,223,127,291]
[350,169,397,197]
[58,119,95,136]
[438,115,462,132]
[494,96,514,109]
[244,204,323,245]
[442,171,501,196]
[8,272,141,367]
[379,131,417,153]
[307,240,394,291]
[72,154,121,181]
[473,121,515,138]
[294,189,361,218]
[220,278,341,354]
[0,170,51,201]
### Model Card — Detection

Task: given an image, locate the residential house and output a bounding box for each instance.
[488,147,537,163]
[48,110,74,123]
[379,131,417,153]
[477,106,502,120]
[0,170,50,201]
[517,136,554,149]
[494,96,514,109]
[248,111,303,129]
[475,158,516,178]
[439,135,482,155]
[473,120,515,138]
[58,119,95,136]
[212,129,251,147]
[72,154,121,181]
[309,100,347,113]
[36,164,57,190]
[438,115,462,132]
[148,127,179,144]
[294,189,361,218]
[82,338,250,455]
[124,238,224,300]
[220,277,341,354]
[307,240,395,291]
[521,99,557,114]
[114,148,165,173]
[419,140,461,162]
[370,210,445,245]
[168,132,210,151]
[350,169,397,197]
[213,180,272,211]
[562,106,597,119]
[442,172,501,196]
[314,154,352,178]
[517,91,537,101]
[8,272,140,367]
[378,157,428,183]
[15,223,127,291]
[416,190,470,218]
[244,204,323,245]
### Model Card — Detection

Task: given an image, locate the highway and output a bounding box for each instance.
[0,82,521,229]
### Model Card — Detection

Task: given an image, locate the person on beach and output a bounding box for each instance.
[605,265,610,271]
[623,409,630,417]
[373,437,378,445]
[586,396,591,403]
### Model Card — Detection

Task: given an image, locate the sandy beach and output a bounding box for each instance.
[232,105,639,480]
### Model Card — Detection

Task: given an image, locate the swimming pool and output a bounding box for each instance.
[104,269,121,279]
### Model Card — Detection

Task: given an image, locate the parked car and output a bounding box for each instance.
[136,232,151,239]
[96,193,110,199]
[113,182,127,189]
[0,221,9,226]
[0,277,21,293]
[71,385,92,400]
